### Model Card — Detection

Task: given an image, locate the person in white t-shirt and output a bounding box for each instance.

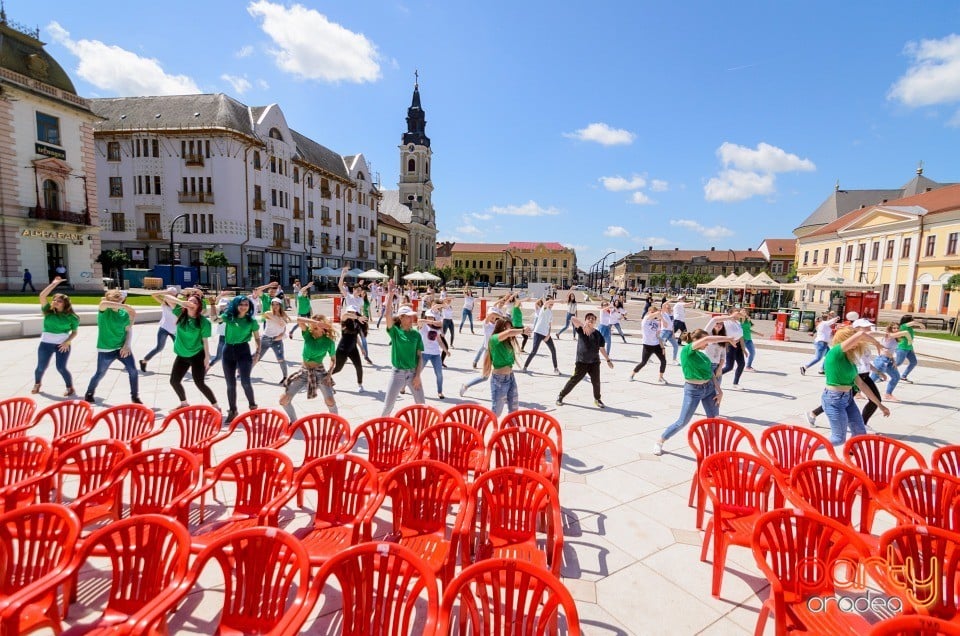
[140,286,180,372]
[630,308,668,384]
[460,290,476,334]
[420,306,448,399]
[672,296,689,334]
[522,298,560,374]
[800,313,840,376]
[706,311,746,389]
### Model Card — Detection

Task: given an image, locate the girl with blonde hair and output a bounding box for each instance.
[279,314,338,419]
[32,276,79,396]
[485,317,529,417]
[820,325,889,445]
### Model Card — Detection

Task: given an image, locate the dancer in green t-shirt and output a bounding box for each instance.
[164,291,220,411]
[380,280,425,416]
[84,290,140,404]
[280,314,338,420]
[32,276,79,396]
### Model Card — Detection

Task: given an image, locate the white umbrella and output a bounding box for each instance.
[421,272,442,282]
[403,271,427,281]
[358,268,389,280]
[313,266,338,277]
[747,272,780,289]
[346,268,365,278]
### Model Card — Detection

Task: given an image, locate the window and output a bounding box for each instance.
[925,235,936,257]
[947,232,958,255]
[871,242,880,260]
[812,250,818,265]
[307,174,313,188]
[886,240,895,259]
[552,259,557,267]
[253,152,261,170]
[36,112,60,145]
[308,201,314,218]
[271,189,277,206]
[154,176,161,195]
[273,223,284,241]
[293,168,299,183]
[152,139,159,157]
[542,259,547,267]
[109,177,123,197]
[107,141,121,161]
[293,227,300,244]
[845,245,853,262]
[823,249,829,264]
[857,243,865,261]
[254,220,262,238]
[803,251,809,265]
[563,260,568,268]
[270,156,276,173]
[407,158,415,172]
[772,261,784,274]
[144,175,151,194]
[834,247,841,264]
[308,230,315,247]
[901,237,912,258]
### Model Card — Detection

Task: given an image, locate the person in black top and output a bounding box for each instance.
[329,307,366,391]
[556,312,614,408]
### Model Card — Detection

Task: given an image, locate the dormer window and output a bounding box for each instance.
[268,127,283,141]
[357,171,365,181]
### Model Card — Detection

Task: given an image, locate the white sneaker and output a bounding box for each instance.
[804,411,816,427]
[459,384,467,398]
[657,377,667,385]
[554,368,562,376]
[652,442,663,456]
[629,372,636,382]
[358,385,364,393]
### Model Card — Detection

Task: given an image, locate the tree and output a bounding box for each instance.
[203,250,229,291]
[95,249,129,287]
[945,274,960,335]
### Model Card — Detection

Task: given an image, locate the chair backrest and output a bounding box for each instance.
[350,417,420,473]
[212,449,293,517]
[420,422,484,480]
[286,413,351,465]
[32,401,94,455]
[190,527,315,634]
[485,426,559,478]
[867,615,960,636]
[932,445,960,478]
[789,459,874,531]
[162,405,223,466]
[379,460,468,538]
[688,418,758,469]
[395,404,443,438]
[759,424,836,476]
[0,397,37,437]
[442,403,499,440]
[699,451,773,516]
[0,436,52,487]
[292,454,378,527]
[438,558,581,636]
[470,467,560,555]
[879,524,960,621]
[57,440,132,513]
[234,408,291,450]
[312,542,439,635]
[844,435,927,491]
[110,447,200,518]
[499,410,563,455]
[889,469,960,532]
[90,404,157,451]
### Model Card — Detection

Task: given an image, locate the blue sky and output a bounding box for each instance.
[15,1,960,265]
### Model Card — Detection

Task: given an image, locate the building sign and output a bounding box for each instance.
[21,229,84,243]
[35,143,66,160]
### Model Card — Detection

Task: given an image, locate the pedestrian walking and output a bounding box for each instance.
[522,298,560,375]
[630,308,668,384]
[555,292,578,339]
[140,287,180,373]
[556,312,613,408]
[32,277,78,396]
[485,317,529,417]
[380,282,425,416]
[84,290,140,404]
[288,281,314,338]
[165,292,220,411]
[21,268,35,292]
[459,289,476,334]
[799,312,839,375]
[259,298,291,383]
[279,314,338,420]
[219,295,260,422]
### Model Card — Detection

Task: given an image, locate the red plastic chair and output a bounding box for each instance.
[0,397,37,440]
[0,436,52,512]
[420,422,485,482]
[499,409,563,456]
[367,459,469,585]
[844,434,927,530]
[134,526,315,636]
[90,403,159,453]
[350,417,420,476]
[442,403,499,441]
[438,558,581,636]
[877,524,960,620]
[205,408,291,479]
[752,508,873,636]
[311,542,439,635]
[787,459,878,536]
[932,444,960,478]
[687,417,759,530]
[57,514,192,631]
[31,400,94,458]
[268,454,378,567]
[45,439,132,525]
[157,404,223,469]
[760,424,837,505]
[179,448,293,551]
[284,412,352,467]
[868,615,960,636]
[395,403,443,438]
[699,450,774,598]
[888,468,960,532]
[465,467,563,576]
[0,504,81,635]
[484,426,560,493]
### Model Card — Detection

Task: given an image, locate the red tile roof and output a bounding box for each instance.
[625,249,765,262]
[445,243,510,253]
[807,183,960,238]
[760,239,797,255]
[508,241,569,251]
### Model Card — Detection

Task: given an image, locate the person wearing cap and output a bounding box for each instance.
[484,316,530,417]
[288,281,314,339]
[140,286,181,373]
[330,306,367,392]
[163,291,220,411]
[420,303,448,399]
[279,313,338,419]
[380,280,425,416]
[83,290,140,404]
[220,295,261,423]
[259,297,291,384]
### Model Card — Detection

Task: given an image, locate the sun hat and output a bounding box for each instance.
[852,318,874,328]
[270,297,283,304]
[395,306,416,317]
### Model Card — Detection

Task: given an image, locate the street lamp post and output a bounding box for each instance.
[727,249,738,308]
[597,251,615,296]
[169,213,189,287]
[502,250,515,292]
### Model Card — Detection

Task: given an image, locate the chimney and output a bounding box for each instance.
[674,247,679,251]
[710,247,715,251]
[648,246,652,251]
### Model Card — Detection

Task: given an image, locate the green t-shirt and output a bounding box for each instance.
[824,344,858,387]
[680,342,714,382]
[387,324,423,370]
[221,315,259,345]
[42,304,79,335]
[172,306,212,357]
[897,326,915,351]
[302,331,336,364]
[488,334,516,369]
[97,308,130,351]
[297,292,311,315]
[260,293,271,312]
[511,305,523,328]
[740,320,753,341]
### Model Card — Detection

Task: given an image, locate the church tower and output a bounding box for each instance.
[397,73,437,269]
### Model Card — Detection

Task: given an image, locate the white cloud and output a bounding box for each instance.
[604,226,630,238]
[437,235,461,243]
[487,201,560,217]
[564,122,635,146]
[221,74,252,94]
[630,191,656,205]
[256,79,270,90]
[455,223,482,235]
[247,1,380,83]
[600,175,646,191]
[650,179,669,192]
[632,236,672,247]
[670,219,734,239]
[704,169,775,202]
[717,142,815,173]
[236,45,255,58]
[889,34,960,107]
[470,213,492,221]
[46,22,200,95]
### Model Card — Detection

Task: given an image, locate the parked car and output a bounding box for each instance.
[573,285,588,291]
[475,281,491,288]
[493,282,507,287]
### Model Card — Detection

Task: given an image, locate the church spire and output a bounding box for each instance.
[403,71,430,148]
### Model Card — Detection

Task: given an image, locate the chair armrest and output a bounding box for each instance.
[0,558,78,626]
[0,423,36,441]
[268,431,293,450]
[257,483,296,526]
[175,480,219,526]
[127,575,194,635]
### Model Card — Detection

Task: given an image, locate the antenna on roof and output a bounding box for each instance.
[834,179,840,191]
[917,160,924,176]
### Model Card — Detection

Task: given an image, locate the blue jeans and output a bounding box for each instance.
[871,355,901,395]
[421,353,444,395]
[258,335,289,378]
[821,389,865,445]
[463,373,488,391]
[661,382,720,441]
[599,324,612,355]
[805,341,830,369]
[660,329,679,361]
[556,313,576,338]
[473,343,487,367]
[35,341,73,387]
[743,339,756,368]
[612,323,626,342]
[490,372,518,417]
[459,309,474,332]
[85,350,139,397]
[143,328,175,361]
[895,349,918,379]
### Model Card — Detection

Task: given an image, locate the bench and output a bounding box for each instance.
[143,277,164,290]
[915,316,948,330]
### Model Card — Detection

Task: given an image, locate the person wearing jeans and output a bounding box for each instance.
[420,309,447,399]
[800,313,839,375]
[220,296,260,423]
[894,315,923,383]
[84,291,140,404]
[140,288,180,373]
[819,326,889,445]
[380,283,425,417]
[32,277,79,397]
[555,293,578,339]
[706,311,745,389]
[598,301,614,356]
[485,317,528,417]
[523,298,560,374]
[259,299,291,383]
[459,291,475,334]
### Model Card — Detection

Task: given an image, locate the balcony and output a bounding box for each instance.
[28,206,92,226]
[320,189,332,199]
[359,248,368,258]
[137,229,163,240]
[320,217,332,227]
[321,244,331,255]
[381,239,392,247]
[272,238,291,249]
[184,154,204,166]
[178,191,214,204]
[253,198,266,211]
[293,208,303,220]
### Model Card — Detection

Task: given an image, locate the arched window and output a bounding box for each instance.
[42,180,60,211]
[407,157,415,172]
[268,127,283,140]
[425,160,429,175]
[357,171,365,181]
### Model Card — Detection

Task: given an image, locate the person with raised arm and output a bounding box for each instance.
[895,314,925,383]
[32,276,79,396]
[484,316,531,417]
[259,297,291,384]
[220,295,261,423]
[287,280,314,339]
[522,297,561,375]
[84,290,140,404]
[139,286,180,373]
[556,312,614,408]
[279,314,338,420]
[630,307,668,384]
[163,290,219,411]
[380,280,426,416]
[800,312,840,376]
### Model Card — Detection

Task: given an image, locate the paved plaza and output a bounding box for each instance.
[6,295,960,634]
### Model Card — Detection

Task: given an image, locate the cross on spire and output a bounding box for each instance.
[414,69,419,88]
